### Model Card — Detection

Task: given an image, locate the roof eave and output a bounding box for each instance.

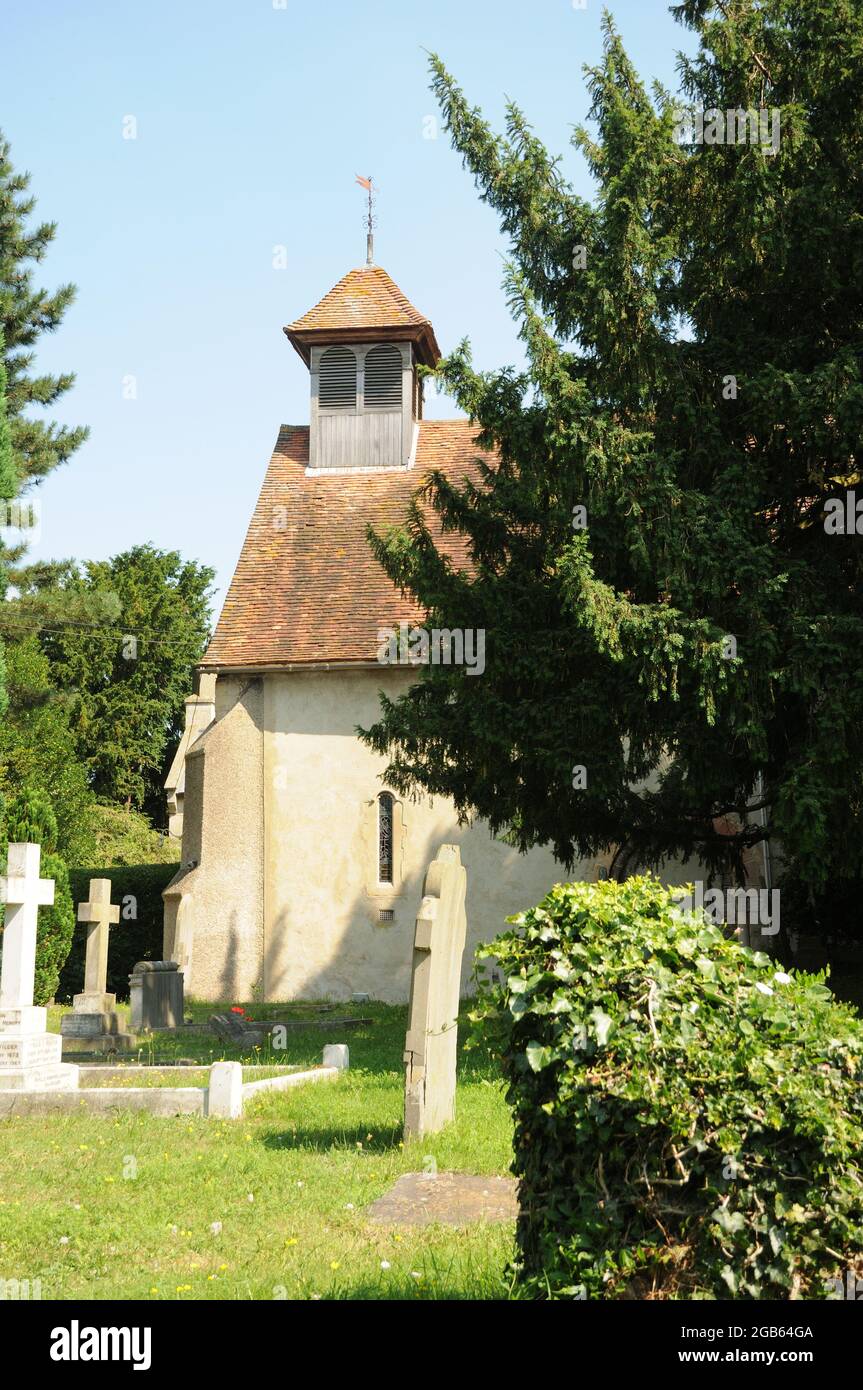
[200,658,390,676]
[283,323,441,369]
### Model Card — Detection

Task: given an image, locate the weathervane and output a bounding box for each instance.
[355,174,376,265]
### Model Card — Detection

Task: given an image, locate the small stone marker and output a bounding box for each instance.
[403,843,467,1139]
[323,1043,349,1070]
[60,879,135,1053]
[0,844,79,1092]
[208,1060,243,1118]
[129,960,184,1031]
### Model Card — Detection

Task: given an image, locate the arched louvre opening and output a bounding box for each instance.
[319,346,358,409]
[378,792,394,883]
[364,344,402,410]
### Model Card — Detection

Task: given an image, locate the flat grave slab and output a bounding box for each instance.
[367,1171,518,1227]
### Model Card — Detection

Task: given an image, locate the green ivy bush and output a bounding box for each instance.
[474,875,863,1300]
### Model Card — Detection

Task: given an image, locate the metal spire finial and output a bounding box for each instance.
[355,174,376,264]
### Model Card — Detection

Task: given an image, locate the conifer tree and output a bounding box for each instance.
[0,326,14,732]
[362,1,863,904]
[0,131,87,487]
[0,130,93,687]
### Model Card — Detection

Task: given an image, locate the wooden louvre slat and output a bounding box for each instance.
[364,344,402,409]
[319,346,357,409]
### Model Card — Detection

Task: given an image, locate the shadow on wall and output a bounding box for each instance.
[264,816,443,1003]
[244,666,573,1005]
[209,804,542,1006]
[216,911,248,1004]
[200,671,755,1005]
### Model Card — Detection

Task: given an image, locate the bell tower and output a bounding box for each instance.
[284,264,440,473]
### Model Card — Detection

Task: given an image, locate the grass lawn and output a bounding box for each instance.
[0,1002,516,1300]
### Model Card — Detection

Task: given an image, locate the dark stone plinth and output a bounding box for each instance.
[129,960,184,1031]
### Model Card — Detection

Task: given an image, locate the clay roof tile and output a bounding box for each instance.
[203,419,494,669]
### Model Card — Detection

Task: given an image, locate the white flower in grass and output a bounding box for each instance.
[773,972,792,985]
[59,1236,70,1245]
[210,1221,222,1235]
[756,982,774,996]
[247,1193,254,1203]
[380,1260,391,1270]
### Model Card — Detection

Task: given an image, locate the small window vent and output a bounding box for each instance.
[378,908,395,923]
[319,346,357,409]
[364,344,402,410]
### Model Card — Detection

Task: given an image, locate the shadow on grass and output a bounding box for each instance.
[259,1122,404,1153]
[333,1284,497,1301]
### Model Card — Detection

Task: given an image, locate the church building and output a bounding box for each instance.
[162,260,584,1003]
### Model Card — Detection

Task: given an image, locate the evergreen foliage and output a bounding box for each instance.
[361,1,863,903]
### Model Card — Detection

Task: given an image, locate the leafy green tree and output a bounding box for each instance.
[80,804,180,869]
[6,782,57,845]
[42,546,214,820]
[4,784,76,1006]
[362,3,863,906]
[0,637,95,865]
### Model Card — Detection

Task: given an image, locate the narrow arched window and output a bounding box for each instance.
[319,346,357,409]
[378,792,394,883]
[364,344,402,410]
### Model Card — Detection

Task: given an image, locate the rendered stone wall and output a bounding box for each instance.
[163,678,264,1001]
[259,669,568,1003]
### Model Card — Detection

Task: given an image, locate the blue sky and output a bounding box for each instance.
[4,0,697,611]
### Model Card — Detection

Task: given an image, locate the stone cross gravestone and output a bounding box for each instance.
[60,879,135,1053]
[0,843,79,1091]
[403,844,468,1139]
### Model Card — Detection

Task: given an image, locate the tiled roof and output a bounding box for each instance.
[287,265,430,333]
[285,265,441,365]
[203,420,493,669]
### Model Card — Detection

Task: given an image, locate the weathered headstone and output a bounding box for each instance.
[403,844,467,1139]
[0,844,79,1091]
[60,879,135,1053]
[129,960,184,1031]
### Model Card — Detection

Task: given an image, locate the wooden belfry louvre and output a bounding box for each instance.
[319,346,357,409]
[364,344,402,409]
[284,264,442,472]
